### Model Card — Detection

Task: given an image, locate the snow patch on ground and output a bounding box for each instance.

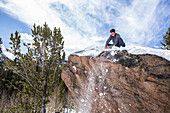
[73,44,170,61]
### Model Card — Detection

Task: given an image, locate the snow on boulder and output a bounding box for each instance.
[73,44,170,61]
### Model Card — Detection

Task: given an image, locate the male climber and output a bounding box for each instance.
[105,29,125,49]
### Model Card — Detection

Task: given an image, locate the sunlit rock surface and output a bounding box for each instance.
[61,46,170,113]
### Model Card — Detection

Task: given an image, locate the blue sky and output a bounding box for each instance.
[0,0,169,58]
[0,11,31,47]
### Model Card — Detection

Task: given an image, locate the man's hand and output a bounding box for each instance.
[104,47,110,49]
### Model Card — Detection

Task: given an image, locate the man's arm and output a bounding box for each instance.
[105,36,111,47]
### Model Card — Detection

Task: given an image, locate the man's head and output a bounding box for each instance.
[110,29,115,36]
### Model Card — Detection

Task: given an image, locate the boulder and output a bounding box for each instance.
[61,50,170,113]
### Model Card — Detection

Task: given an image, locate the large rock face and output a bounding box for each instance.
[61,50,170,113]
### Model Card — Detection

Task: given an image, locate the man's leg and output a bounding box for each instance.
[115,44,120,48]
[108,44,114,49]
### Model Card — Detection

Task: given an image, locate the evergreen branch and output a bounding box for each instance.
[5,80,21,92]
[11,67,43,94]
[50,67,58,87]
[20,56,28,76]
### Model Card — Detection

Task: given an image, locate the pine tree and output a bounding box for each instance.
[2,22,66,112]
[161,28,170,50]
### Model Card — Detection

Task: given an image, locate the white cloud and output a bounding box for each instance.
[1,44,6,51]
[0,0,169,57]
[3,51,14,59]
[20,33,34,43]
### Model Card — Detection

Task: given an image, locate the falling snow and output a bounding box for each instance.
[99,93,104,96]
[73,65,76,71]
[104,86,107,89]
[81,99,85,102]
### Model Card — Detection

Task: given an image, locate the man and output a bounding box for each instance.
[105,29,125,49]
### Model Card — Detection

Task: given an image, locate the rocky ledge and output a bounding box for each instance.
[61,49,170,113]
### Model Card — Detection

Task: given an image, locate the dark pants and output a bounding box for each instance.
[108,44,120,48]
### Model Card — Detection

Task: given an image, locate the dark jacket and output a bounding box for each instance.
[105,33,120,47]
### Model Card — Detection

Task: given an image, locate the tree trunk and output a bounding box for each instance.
[41,97,46,113]
[42,74,48,113]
